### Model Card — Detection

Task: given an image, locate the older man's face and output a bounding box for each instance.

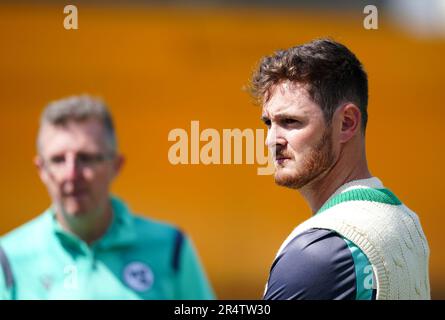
[36,118,122,217]
[262,81,336,189]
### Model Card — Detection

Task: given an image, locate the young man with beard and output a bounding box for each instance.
[0,95,214,300]
[250,39,430,300]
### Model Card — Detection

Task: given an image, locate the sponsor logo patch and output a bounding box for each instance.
[123,262,154,292]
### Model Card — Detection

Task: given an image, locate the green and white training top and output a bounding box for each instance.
[0,197,215,300]
[271,177,430,300]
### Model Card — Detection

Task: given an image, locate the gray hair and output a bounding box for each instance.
[37,95,117,153]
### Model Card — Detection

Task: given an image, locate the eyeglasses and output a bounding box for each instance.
[42,152,115,174]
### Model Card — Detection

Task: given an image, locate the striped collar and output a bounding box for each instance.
[317,177,401,215]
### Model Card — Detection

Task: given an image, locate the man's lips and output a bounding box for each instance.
[275,156,291,164]
[64,190,88,198]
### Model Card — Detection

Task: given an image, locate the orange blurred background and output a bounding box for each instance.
[0,3,444,299]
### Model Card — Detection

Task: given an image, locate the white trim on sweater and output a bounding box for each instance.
[276,177,431,300]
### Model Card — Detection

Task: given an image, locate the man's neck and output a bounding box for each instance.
[56,201,114,245]
[299,149,372,214]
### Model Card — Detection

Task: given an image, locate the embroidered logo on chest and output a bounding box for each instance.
[123,262,154,292]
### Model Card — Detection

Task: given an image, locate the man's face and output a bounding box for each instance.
[36,118,123,217]
[262,81,336,189]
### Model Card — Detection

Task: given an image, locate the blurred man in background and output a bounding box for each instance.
[0,95,214,299]
[250,38,430,300]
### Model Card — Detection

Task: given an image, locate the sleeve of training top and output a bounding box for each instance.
[264,228,360,300]
[174,233,215,299]
[0,267,7,300]
[0,244,12,300]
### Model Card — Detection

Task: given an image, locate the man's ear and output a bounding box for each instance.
[338,103,361,143]
[112,154,125,179]
[34,155,49,184]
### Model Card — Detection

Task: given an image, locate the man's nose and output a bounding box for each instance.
[265,124,286,149]
[63,154,81,180]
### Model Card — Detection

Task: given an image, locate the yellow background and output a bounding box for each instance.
[0,4,444,299]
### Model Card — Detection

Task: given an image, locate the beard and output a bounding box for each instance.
[274,126,335,189]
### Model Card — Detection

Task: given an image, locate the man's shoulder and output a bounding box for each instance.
[265,228,356,300]
[0,212,51,262]
[278,228,351,265]
[131,213,185,242]
[112,197,186,243]
[1,213,50,249]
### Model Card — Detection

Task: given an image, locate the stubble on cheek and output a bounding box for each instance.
[274,127,335,189]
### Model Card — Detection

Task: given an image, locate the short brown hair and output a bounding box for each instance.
[250,38,368,131]
[37,94,117,152]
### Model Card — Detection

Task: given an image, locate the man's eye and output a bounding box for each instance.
[50,156,65,164]
[78,154,104,164]
[283,119,299,125]
[78,154,94,164]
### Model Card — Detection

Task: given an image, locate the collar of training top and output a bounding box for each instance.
[46,196,137,252]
